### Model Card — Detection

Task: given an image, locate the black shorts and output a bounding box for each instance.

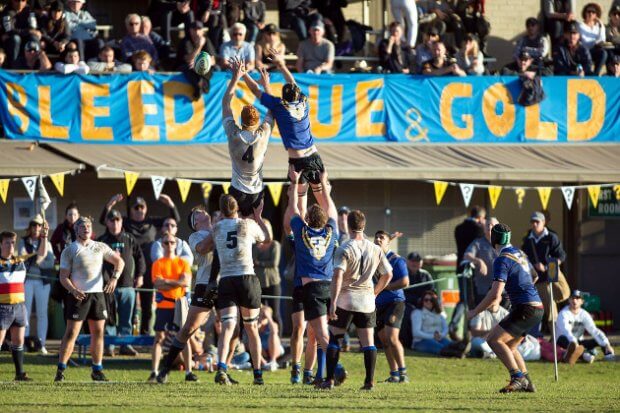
[329,306,376,330]
[216,275,262,310]
[302,280,331,321]
[291,286,304,314]
[376,301,405,331]
[229,186,264,217]
[191,283,217,309]
[0,303,28,330]
[499,304,544,338]
[64,292,107,321]
[288,153,325,185]
[154,308,178,332]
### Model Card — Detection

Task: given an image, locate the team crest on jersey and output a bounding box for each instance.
[302,227,332,259]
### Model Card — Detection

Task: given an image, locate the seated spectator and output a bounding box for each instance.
[607,5,620,52]
[608,53,620,76]
[454,0,490,54]
[55,46,89,74]
[150,217,193,266]
[469,303,509,358]
[314,0,348,47]
[258,305,283,371]
[131,50,154,73]
[422,0,465,51]
[421,41,466,76]
[64,0,104,61]
[87,46,132,73]
[542,0,576,46]
[296,20,335,74]
[120,13,158,65]
[456,34,484,75]
[513,17,550,67]
[378,22,414,73]
[14,39,52,71]
[415,27,441,72]
[579,3,607,75]
[141,16,169,63]
[242,0,266,44]
[39,1,70,56]
[502,49,553,76]
[177,21,216,98]
[160,0,194,46]
[390,0,418,48]
[281,0,312,41]
[0,0,38,68]
[553,22,593,76]
[220,23,256,71]
[255,24,286,72]
[556,290,615,363]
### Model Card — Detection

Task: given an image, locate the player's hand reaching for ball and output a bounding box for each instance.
[267,47,284,66]
[253,199,265,220]
[258,67,270,89]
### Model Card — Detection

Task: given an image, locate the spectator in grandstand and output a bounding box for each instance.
[280,0,312,41]
[456,34,484,75]
[578,3,608,75]
[378,21,414,73]
[502,49,553,76]
[64,0,104,61]
[608,53,620,76]
[87,45,132,73]
[313,0,348,47]
[608,5,620,52]
[542,0,576,46]
[160,0,194,46]
[553,24,593,76]
[401,252,433,348]
[0,0,38,68]
[252,220,281,329]
[556,290,615,363]
[454,0,490,54]
[177,20,216,98]
[255,24,286,71]
[422,0,465,51]
[39,1,70,56]
[415,27,441,72]
[201,0,227,52]
[296,20,335,74]
[13,39,52,70]
[469,302,509,358]
[120,13,158,65]
[242,0,266,44]
[220,22,256,71]
[141,16,169,63]
[18,215,54,355]
[513,17,550,67]
[150,217,193,266]
[462,217,498,306]
[51,202,89,262]
[54,46,89,74]
[390,0,418,48]
[258,304,283,371]
[421,41,466,76]
[131,50,154,73]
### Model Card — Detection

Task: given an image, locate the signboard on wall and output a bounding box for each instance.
[588,188,620,218]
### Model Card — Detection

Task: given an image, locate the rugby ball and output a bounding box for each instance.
[194,51,212,76]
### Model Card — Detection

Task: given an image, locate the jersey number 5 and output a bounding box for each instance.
[226,231,238,249]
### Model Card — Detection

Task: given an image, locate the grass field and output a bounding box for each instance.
[1,349,619,412]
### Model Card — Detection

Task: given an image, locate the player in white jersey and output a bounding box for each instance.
[55,217,124,382]
[223,57,273,217]
[323,210,393,390]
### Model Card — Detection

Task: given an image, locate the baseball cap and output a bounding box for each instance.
[49,1,64,12]
[570,289,583,299]
[337,206,350,215]
[25,40,40,52]
[519,50,532,60]
[106,209,122,221]
[407,252,422,262]
[29,214,44,226]
[263,23,277,34]
[427,26,440,36]
[611,4,620,15]
[310,20,325,32]
[565,21,580,33]
[530,211,545,222]
[132,197,147,208]
[525,17,538,26]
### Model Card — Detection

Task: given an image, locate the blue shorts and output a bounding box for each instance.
[154,308,178,332]
[0,303,28,330]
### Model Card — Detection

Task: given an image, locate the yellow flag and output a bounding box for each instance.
[201,182,213,199]
[613,185,620,201]
[433,181,449,206]
[267,183,284,207]
[177,179,192,203]
[537,187,552,210]
[587,185,601,208]
[124,171,139,195]
[0,179,9,203]
[488,186,502,209]
[222,183,230,194]
[49,173,65,196]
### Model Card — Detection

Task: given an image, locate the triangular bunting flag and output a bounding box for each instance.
[177,179,192,203]
[124,171,139,196]
[613,185,620,201]
[0,179,9,203]
[49,173,65,197]
[151,176,166,200]
[459,183,474,207]
[488,186,502,209]
[222,183,230,194]
[587,185,601,209]
[201,182,213,199]
[21,176,37,200]
[267,183,284,207]
[561,186,575,210]
[514,188,526,209]
[38,176,51,212]
[433,181,449,206]
[537,187,552,210]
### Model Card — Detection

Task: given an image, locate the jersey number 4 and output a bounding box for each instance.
[226,231,238,249]
[242,145,255,163]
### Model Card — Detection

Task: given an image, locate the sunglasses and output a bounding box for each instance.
[586,9,597,14]
[26,48,38,53]
[163,240,176,245]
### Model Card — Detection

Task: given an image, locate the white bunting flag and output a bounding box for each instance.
[459,183,474,207]
[21,176,37,200]
[151,176,166,200]
[38,176,51,213]
[561,186,576,210]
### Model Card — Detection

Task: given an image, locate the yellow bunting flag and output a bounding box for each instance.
[124,171,139,196]
[514,188,526,208]
[488,186,502,209]
[267,183,284,207]
[537,187,552,210]
[222,183,230,194]
[613,185,620,201]
[433,181,449,206]
[587,185,601,209]
[49,173,65,197]
[201,182,213,199]
[177,179,192,203]
[0,179,9,203]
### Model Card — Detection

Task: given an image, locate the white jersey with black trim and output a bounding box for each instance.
[213,218,265,278]
[188,230,213,285]
[59,240,115,293]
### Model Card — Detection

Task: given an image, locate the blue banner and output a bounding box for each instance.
[0,70,619,144]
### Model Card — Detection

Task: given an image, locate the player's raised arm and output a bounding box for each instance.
[316,170,337,223]
[268,46,295,86]
[223,57,245,118]
[243,66,264,99]
[287,165,302,218]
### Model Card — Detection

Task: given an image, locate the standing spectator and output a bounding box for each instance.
[242,0,266,44]
[255,23,286,71]
[578,3,607,76]
[18,215,54,355]
[415,26,440,72]
[54,46,89,74]
[97,209,146,357]
[220,22,255,71]
[469,303,508,358]
[100,194,180,336]
[280,0,312,41]
[0,0,37,68]
[463,217,499,305]
[252,220,282,330]
[160,0,194,46]
[513,17,550,67]
[203,0,227,52]
[141,16,169,63]
[455,0,490,54]
[542,0,576,46]
[13,39,52,70]
[87,46,132,73]
[425,0,465,51]
[39,1,70,56]
[313,0,347,47]
[390,0,418,48]
[150,217,193,266]
[51,202,86,262]
[454,206,485,285]
[177,21,216,98]
[553,21,593,75]
[608,53,620,76]
[120,13,158,65]
[456,34,484,75]
[64,0,104,61]
[336,206,350,244]
[378,22,414,73]
[296,20,335,73]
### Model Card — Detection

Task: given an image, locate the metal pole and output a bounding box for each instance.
[549,282,559,382]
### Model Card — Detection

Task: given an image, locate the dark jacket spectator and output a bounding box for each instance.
[454,206,485,270]
[553,23,593,75]
[242,0,266,43]
[1,0,37,68]
[98,227,146,289]
[514,17,550,66]
[13,39,52,70]
[64,0,104,60]
[542,0,577,45]
[378,22,413,73]
[50,202,94,262]
[280,0,312,41]
[120,13,158,64]
[39,1,70,55]
[521,211,567,283]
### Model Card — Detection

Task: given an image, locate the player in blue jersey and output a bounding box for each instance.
[374,230,410,384]
[468,223,543,393]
